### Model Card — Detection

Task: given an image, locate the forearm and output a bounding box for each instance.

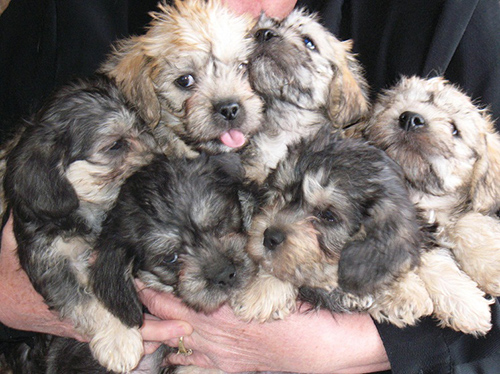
[139,287,390,374]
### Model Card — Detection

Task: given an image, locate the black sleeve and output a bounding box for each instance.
[374,298,500,374]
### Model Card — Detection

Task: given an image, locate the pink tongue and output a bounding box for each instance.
[220,129,246,148]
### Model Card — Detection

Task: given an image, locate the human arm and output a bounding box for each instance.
[138,286,391,374]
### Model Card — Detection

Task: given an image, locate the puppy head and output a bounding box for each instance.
[93,152,256,326]
[363,76,500,213]
[248,137,421,295]
[4,75,158,223]
[101,0,263,155]
[248,9,369,127]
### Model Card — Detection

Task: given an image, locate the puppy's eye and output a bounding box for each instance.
[175,74,195,89]
[316,210,337,222]
[238,61,248,72]
[496,210,500,219]
[451,121,460,136]
[163,253,178,264]
[303,36,316,50]
[107,139,127,152]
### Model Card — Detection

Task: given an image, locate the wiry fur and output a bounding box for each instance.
[100,0,263,158]
[355,76,496,334]
[87,153,256,373]
[241,9,370,184]
[232,130,433,328]
[2,75,160,373]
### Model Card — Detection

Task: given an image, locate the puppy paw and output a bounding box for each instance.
[419,248,493,336]
[231,272,297,322]
[370,271,433,327]
[90,317,144,373]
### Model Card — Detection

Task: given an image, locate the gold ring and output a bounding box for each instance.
[177,336,193,356]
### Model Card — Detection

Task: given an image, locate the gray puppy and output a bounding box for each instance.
[89,152,256,373]
[3,75,159,373]
[242,9,370,184]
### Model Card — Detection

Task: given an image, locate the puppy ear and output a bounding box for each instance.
[338,159,422,296]
[327,40,370,128]
[90,238,143,328]
[4,131,79,220]
[209,152,245,184]
[470,119,500,213]
[100,38,161,127]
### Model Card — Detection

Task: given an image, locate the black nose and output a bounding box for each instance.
[263,227,286,250]
[255,28,278,42]
[215,102,240,121]
[399,111,426,131]
[212,264,237,288]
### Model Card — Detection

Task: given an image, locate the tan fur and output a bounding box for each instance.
[100,0,263,157]
[358,76,500,304]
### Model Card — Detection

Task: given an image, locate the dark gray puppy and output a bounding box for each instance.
[3,75,158,373]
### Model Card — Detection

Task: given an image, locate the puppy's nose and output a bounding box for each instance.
[263,227,286,250]
[399,111,426,131]
[212,264,237,288]
[216,102,240,121]
[255,28,278,42]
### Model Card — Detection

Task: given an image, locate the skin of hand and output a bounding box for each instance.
[138,287,391,374]
[222,0,297,19]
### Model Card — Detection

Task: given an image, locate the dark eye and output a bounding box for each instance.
[496,210,500,219]
[163,252,178,264]
[316,210,337,222]
[304,36,316,50]
[107,139,127,152]
[175,74,195,89]
[451,121,460,136]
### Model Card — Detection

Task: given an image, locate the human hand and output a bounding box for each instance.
[0,214,84,340]
[139,287,391,374]
[222,0,297,19]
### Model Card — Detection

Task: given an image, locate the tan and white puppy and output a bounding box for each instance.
[101,0,263,158]
[242,8,370,184]
[357,76,497,331]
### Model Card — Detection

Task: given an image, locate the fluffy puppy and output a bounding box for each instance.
[2,76,159,372]
[88,153,255,373]
[233,130,433,328]
[357,76,496,332]
[241,9,370,183]
[100,0,263,158]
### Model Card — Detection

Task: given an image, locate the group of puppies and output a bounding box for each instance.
[2,0,500,373]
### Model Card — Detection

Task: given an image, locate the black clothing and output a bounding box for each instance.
[299,0,500,130]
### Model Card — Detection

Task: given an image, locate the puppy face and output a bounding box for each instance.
[248,9,369,127]
[101,0,263,155]
[247,137,421,296]
[92,153,256,328]
[362,76,500,214]
[4,75,158,225]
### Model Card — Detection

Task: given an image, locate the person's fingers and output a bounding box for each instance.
[143,341,163,355]
[137,285,192,319]
[140,316,193,342]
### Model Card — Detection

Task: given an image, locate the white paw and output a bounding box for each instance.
[231,272,297,322]
[90,320,144,373]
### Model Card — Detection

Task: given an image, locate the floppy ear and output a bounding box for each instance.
[338,160,422,296]
[90,237,143,328]
[210,152,245,184]
[4,132,79,220]
[327,40,370,128]
[100,37,161,127]
[470,122,500,213]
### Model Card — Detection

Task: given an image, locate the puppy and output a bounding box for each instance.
[2,75,159,372]
[233,129,433,328]
[88,153,256,373]
[241,9,370,183]
[100,0,263,158]
[357,76,496,332]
